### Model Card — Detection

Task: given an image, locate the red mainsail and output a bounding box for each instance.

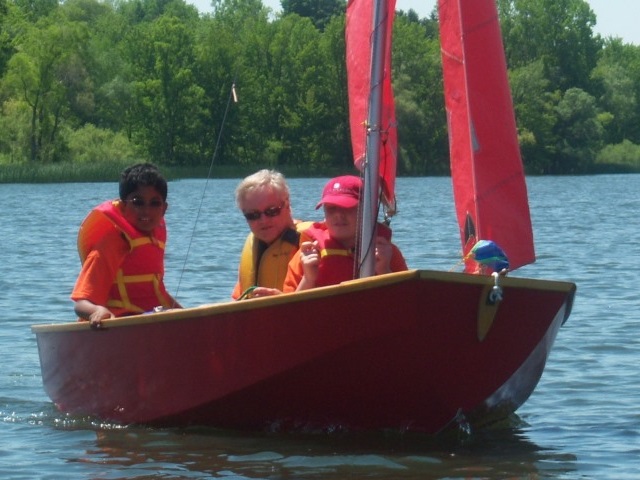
[439,0,535,271]
[346,0,397,206]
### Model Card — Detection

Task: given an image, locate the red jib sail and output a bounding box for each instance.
[438,0,535,271]
[346,0,397,206]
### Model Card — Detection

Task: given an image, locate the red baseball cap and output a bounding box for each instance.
[315,175,362,209]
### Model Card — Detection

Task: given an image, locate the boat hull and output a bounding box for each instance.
[32,270,575,433]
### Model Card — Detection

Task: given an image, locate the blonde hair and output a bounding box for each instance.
[235,169,290,207]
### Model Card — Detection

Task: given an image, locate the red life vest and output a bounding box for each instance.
[302,222,394,287]
[301,223,354,287]
[78,200,173,316]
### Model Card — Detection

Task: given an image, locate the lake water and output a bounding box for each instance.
[1,175,638,479]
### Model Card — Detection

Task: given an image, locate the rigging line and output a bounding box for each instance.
[355,167,383,278]
[356,199,383,277]
[355,143,395,277]
[171,80,238,306]
[354,170,365,279]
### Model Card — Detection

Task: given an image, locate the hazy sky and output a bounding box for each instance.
[188,0,639,46]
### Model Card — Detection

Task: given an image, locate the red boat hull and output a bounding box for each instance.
[32,270,575,433]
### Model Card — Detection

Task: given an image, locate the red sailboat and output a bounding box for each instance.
[32,0,575,434]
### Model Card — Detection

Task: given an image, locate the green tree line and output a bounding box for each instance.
[0,0,639,178]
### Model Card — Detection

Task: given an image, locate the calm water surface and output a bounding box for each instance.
[1,175,638,479]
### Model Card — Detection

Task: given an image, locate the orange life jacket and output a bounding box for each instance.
[78,199,173,316]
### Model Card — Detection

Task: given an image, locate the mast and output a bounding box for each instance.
[358,0,388,278]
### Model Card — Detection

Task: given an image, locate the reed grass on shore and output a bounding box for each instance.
[0,162,340,183]
[2,161,637,184]
[0,161,132,183]
[0,161,249,183]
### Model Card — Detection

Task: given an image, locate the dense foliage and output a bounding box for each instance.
[0,0,639,177]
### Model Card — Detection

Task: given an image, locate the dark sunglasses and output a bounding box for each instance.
[126,197,164,209]
[243,202,285,221]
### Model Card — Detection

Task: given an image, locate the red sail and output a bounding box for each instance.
[346,0,397,205]
[438,0,535,271]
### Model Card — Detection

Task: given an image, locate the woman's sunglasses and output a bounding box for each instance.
[243,202,285,221]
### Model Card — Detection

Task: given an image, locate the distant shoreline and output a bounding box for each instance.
[0,161,637,184]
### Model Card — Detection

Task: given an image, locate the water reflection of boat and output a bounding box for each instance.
[31,0,575,434]
[79,424,577,479]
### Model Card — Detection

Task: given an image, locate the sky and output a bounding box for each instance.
[188,0,640,46]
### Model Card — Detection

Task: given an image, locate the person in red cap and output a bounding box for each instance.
[282,175,407,292]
